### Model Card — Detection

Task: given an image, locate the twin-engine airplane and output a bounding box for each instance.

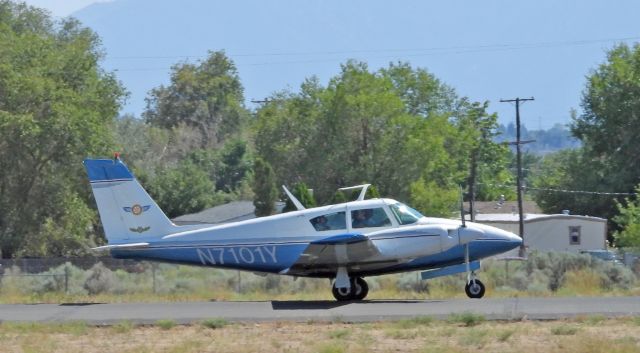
[84,157,522,301]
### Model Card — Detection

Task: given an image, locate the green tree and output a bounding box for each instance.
[143,51,249,147]
[380,61,458,116]
[454,101,512,215]
[254,61,465,204]
[282,182,317,212]
[409,179,459,218]
[147,161,220,218]
[612,186,640,249]
[0,2,125,257]
[567,43,640,219]
[252,158,278,217]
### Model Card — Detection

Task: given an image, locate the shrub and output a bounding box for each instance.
[155,319,176,330]
[201,318,228,329]
[84,263,115,295]
[448,312,485,327]
[550,325,578,335]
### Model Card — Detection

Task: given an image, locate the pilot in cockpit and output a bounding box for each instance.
[313,215,330,231]
[352,209,373,228]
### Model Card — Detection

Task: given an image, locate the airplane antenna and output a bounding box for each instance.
[459,185,466,228]
[282,185,305,211]
[338,184,371,201]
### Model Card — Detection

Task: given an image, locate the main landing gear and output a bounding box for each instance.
[332,277,369,301]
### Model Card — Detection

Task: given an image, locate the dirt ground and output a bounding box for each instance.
[1,317,639,353]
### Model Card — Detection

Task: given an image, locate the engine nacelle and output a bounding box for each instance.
[371,225,460,261]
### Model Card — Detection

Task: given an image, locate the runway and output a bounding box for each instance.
[0,297,638,325]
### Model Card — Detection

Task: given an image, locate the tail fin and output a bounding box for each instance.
[83,158,177,244]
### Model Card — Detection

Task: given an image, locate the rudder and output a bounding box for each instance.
[83,158,177,244]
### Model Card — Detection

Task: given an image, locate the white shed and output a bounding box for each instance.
[469,213,608,255]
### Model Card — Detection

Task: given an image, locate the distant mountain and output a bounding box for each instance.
[496,123,580,155]
[72,0,640,126]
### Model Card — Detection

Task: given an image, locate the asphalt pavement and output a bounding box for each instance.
[0,296,638,324]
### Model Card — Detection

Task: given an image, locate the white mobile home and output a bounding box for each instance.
[469,213,607,255]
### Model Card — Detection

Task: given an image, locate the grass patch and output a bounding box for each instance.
[448,312,485,327]
[112,320,136,334]
[457,328,488,347]
[0,321,88,335]
[496,328,516,342]
[316,342,345,353]
[395,315,434,329]
[155,319,176,330]
[385,328,418,339]
[550,324,579,335]
[328,328,351,339]
[201,318,228,329]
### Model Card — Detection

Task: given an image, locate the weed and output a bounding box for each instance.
[328,328,351,339]
[457,328,488,347]
[496,328,516,342]
[316,342,345,353]
[448,312,485,327]
[585,314,606,325]
[395,316,434,329]
[201,318,228,329]
[385,328,418,339]
[112,320,136,334]
[0,321,88,335]
[422,345,465,353]
[550,325,578,335]
[155,319,176,330]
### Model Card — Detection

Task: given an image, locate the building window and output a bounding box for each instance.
[569,226,581,245]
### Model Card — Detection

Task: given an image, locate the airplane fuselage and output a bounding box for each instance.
[111,199,521,278]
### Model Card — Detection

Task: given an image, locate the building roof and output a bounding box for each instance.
[172,201,286,225]
[468,213,607,223]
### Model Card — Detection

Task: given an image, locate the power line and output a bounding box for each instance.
[525,186,636,196]
[479,183,636,196]
[105,35,640,61]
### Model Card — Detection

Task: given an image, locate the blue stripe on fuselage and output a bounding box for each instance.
[111,235,520,276]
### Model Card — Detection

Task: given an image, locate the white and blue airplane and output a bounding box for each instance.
[84,157,522,301]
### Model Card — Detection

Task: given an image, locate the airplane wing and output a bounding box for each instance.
[281,233,389,276]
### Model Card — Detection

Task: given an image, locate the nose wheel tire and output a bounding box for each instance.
[332,277,369,301]
[465,279,485,299]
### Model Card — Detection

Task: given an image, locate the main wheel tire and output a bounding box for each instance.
[465,279,485,299]
[352,277,369,301]
[332,281,354,301]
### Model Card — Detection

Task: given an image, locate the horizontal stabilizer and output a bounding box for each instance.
[91,242,150,251]
[420,261,480,280]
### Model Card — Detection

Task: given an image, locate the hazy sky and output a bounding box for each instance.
[21,0,110,17]
[17,1,640,129]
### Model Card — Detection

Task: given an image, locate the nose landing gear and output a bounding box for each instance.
[465,273,485,299]
[332,277,369,301]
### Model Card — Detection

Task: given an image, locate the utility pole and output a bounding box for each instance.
[500,97,534,258]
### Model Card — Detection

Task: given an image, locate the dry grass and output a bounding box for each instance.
[0,318,638,353]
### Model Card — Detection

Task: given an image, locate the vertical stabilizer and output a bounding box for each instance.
[83,158,177,244]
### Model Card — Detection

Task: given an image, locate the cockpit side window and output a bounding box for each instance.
[310,212,346,231]
[351,208,392,228]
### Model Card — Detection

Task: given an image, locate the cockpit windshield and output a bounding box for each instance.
[389,202,424,225]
